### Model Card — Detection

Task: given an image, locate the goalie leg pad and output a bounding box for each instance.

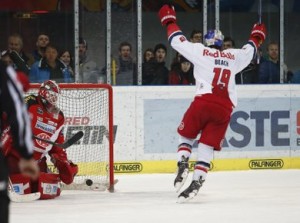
[6,155,21,174]
[9,174,32,194]
[38,173,61,200]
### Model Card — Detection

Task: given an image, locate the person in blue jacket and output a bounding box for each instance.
[30,44,73,83]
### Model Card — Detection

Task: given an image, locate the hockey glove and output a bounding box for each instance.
[250,23,266,47]
[51,152,78,185]
[158,4,176,26]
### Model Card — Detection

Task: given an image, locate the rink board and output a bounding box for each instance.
[60,85,300,174]
[113,157,300,174]
[110,85,300,173]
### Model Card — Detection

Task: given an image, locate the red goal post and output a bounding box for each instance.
[28,83,115,192]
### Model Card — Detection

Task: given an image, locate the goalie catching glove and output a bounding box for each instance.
[50,150,78,185]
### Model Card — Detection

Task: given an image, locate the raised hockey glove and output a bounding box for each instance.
[250,23,266,47]
[158,4,176,26]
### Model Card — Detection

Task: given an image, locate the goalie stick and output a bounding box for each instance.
[8,178,40,202]
[33,131,84,149]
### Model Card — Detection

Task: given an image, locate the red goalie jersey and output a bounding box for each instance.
[1,80,78,199]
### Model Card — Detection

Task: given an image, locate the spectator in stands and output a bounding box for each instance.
[258,42,288,83]
[170,51,182,72]
[115,41,137,85]
[0,51,14,67]
[59,49,74,77]
[142,48,154,83]
[31,33,50,64]
[143,48,154,62]
[30,44,73,83]
[6,33,32,74]
[190,30,202,43]
[222,36,235,50]
[169,55,194,85]
[78,37,102,83]
[142,43,169,85]
[222,36,258,84]
[291,70,300,83]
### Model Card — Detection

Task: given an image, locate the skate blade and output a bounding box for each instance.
[174,170,189,192]
[176,192,196,203]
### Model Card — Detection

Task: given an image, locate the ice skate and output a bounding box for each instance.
[174,156,189,192]
[177,177,205,203]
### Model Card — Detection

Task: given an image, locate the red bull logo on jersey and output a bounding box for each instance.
[203,49,235,60]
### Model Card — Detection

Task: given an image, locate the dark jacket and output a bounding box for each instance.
[116,56,137,85]
[142,58,169,85]
[235,61,259,84]
[9,51,31,75]
[258,58,280,83]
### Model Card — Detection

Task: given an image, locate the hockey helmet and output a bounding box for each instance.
[204,30,224,48]
[38,80,60,112]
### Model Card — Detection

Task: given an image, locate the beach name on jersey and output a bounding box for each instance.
[203,49,235,60]
[215,59,228,66]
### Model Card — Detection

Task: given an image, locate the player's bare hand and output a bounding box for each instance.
[19,158,39,180]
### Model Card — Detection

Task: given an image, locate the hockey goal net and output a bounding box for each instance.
[27,83,114,191]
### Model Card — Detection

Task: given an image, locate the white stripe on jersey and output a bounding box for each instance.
[6,66,33,154]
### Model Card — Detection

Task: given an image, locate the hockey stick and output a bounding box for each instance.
[257,0,262,64]
[33,131,84,149]
[258,0,262,24]
[8,178,41,202]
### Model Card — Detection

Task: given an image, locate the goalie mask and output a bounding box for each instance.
[204,30,224,48]
[38,80,60,113]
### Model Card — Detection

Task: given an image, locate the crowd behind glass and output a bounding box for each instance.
[1,0,299,85]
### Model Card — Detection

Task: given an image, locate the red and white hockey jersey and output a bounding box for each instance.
[2,95,65,162]
[24,94,65,161]
[168,26,256,107]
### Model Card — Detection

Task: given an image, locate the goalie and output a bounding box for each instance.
[1,80,78,199]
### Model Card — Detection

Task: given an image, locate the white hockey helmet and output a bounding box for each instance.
[204,29,224,48]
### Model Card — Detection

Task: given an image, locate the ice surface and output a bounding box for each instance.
[10,170,300,223]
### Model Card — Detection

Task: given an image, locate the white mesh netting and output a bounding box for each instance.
[26,84,113,189]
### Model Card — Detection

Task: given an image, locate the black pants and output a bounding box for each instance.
[0,152,9,223]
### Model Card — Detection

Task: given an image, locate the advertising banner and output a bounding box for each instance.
[113,85,300,173]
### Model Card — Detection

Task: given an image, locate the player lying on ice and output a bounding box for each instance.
[1,80,78,199]
[158,5,266,202]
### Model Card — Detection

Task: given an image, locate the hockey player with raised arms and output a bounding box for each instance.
[2,80,78,199]
[158,5,266,202]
